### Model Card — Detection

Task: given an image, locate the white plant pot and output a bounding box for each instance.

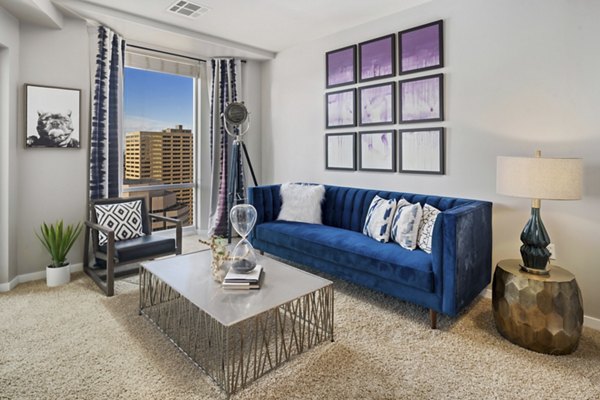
[46,264,70,287]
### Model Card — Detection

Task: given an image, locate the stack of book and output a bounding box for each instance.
[222,265,264,290]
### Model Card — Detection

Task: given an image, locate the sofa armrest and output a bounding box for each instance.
[248,185,282,225]
[438,201,493,316]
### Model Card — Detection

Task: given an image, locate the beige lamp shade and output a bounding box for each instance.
[496,153,583,200]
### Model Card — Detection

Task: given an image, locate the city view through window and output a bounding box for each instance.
[123,67,195,230]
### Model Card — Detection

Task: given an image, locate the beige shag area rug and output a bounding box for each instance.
[1,264,599,400]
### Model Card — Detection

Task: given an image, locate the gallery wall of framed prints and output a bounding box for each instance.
[324,19,446,175]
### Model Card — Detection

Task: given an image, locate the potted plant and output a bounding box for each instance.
[36,220,83,287]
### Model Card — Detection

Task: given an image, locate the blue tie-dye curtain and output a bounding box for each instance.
[208,58,244,236]
[89,26,125,200]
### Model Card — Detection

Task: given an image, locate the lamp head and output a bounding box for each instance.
[223,102,249,126]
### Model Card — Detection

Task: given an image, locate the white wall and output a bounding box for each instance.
[16,18,90,275]
[262,0,600,320]
[0,7,20,284]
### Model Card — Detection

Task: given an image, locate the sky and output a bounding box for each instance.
[123,67,194,133]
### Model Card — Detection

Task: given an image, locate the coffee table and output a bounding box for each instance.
[139,251,334,395]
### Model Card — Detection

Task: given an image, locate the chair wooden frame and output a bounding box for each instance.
[83,197,182,296]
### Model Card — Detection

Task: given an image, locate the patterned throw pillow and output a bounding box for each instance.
[94,200,145,246]
[390,199,423,250]
[363,195,397,243]
[417,204,441,254]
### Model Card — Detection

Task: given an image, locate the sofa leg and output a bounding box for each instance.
[430,309,438,329]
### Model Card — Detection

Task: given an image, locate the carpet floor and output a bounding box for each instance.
[1,260,599,400]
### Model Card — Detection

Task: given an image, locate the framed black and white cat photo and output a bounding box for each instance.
[25,84,81,149]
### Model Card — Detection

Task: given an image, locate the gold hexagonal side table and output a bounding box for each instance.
[492,259,583,355]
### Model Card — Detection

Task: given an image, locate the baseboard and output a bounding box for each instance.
[0,263,83,292]
[479,288,599,331]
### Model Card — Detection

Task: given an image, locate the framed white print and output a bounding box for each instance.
[398,128,445,174]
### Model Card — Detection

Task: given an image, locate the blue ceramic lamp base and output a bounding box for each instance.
[519,204,551,275]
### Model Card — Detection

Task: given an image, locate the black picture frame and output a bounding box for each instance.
[399,20,444,75]
[358,130,396,172]
[25,84,81,148]
[325,132,356,171]
[359,34,396,83]
[399,73,444,123]
[398,128,445,174]
[358,82,396,127]
[326,45,357,89]
[326,88,356,129]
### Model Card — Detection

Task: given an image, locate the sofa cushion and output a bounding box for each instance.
[278,183,325,224]
[363,195,397,243]
[418,204,441,254]
[390,200,422,250]
[256,221,433,292]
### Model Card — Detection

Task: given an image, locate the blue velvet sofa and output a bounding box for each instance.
[248,184,493,328]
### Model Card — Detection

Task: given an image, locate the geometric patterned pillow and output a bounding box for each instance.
[362,195,397,243]
[417,204,441,254]
[390,199,423,250]
[94,200,145,246]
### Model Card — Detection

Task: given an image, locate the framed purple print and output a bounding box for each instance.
[359,130,396,172]
[326,88,356,129]
[359,82,395,126]
[326,45,356,88]
[399,73,444,123]
[326,132,356,171]
[399,128,445,174]
[359,34,396,82]
[399,20,443,75]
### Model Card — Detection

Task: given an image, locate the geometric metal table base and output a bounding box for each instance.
[492,259,583,355]
[139,267,334,395]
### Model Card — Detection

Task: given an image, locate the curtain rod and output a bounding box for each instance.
[126,44,247,64]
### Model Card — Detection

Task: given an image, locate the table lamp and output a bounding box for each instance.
[496,150,583,274]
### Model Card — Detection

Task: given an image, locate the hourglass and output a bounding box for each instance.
[229,204,258,273]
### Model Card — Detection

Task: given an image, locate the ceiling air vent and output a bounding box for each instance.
[167,0,210,18]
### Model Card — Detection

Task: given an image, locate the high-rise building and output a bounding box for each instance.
[124,125,194,228]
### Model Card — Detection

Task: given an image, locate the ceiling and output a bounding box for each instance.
[2,0,430,60]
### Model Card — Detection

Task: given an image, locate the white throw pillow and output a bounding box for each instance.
[417,204,441,254]
[390,199,423,250]
[95,200,145,246]
[277,183,325,224]
[363,195,397,243]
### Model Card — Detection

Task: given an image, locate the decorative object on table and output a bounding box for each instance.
[399,20,444,75]
[492,259,583,355]
[325,132,356,171]
[398,128,445,174]
[198,236,230,283]
[222,264,264,290]
[36,220,83,287]
[229,204,258,273]
[326,88,356,129]
[326,44,356,88]
[277,183,326,224]
[358,82,396,126]
[399,73,444,123]
[496,150,583,274]
[358,130,396,172]
[359,34,396,82]
[25,84,81,148]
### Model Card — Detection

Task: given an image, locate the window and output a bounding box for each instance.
[122,63,197,231]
